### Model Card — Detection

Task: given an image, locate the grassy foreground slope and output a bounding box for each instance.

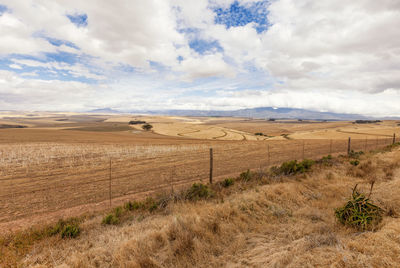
[7,147,400,267]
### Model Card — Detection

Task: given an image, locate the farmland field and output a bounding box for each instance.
[0,111,399,232]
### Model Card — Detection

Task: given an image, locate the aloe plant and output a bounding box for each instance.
[335,184,383,230]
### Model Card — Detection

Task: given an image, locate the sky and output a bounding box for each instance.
[0,0,400,116]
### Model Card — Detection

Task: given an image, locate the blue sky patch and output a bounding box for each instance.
[44,51,79,65]
[148,61,168,71]
[0,4,8,15]
[189,39,223,54]
[115,63,135,73]
[46,37,79,49]
[214,1,269,33]
[0,53,100,83]
[67,13,88,27]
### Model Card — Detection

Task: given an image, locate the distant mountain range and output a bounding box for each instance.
[88,107,399,120]
[88,108,121,114]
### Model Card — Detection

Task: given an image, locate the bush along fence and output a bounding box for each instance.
[0,134,399,224]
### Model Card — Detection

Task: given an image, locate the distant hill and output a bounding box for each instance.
[88,108,121,114]
[142,107,369,120]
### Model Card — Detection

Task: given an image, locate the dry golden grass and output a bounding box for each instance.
[3,146,399,267]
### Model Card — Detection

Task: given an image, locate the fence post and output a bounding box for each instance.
[267,144,270,166]
[393,133,396,145]
[347,137,351,155]
[302,141,305,160]
[209,148,213,184]
[329,139,332,155]
[109,158,112,207]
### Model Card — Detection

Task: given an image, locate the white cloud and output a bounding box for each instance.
[176,53,236,81]
[9,64,22,69]
[0,12,55,55]
[208,23,262,67]
[0,70,96,110]
[57,44,80,54]
[255,0,400,95]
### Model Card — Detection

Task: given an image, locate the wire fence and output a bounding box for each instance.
[0,135,398,223]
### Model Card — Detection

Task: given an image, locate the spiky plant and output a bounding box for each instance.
[335,184,383,231]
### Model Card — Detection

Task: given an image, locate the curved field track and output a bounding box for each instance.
[177,129,201,137]
[212,129,228,139]
[148,119,259,141]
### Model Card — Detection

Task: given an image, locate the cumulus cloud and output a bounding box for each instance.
[256,0,400,94]
[176,53,236,81]
[0,12,55,55]
[0,0,399,116]
[0,70,96,110]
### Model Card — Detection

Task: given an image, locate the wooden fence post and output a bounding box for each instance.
[347,137,351,155]
[209,148,213,184]
[109,158,112,207]
[393,133,396,145]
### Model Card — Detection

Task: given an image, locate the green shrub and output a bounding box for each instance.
[280,160,298,175]
[61,224,80,239]
[335,185,383,231]
[350,160,360,166]
[114,206,123,217]
[255,132,264,136]
[102,206,127,225]
[298,159,315,172]
[221,178,234,187]
[102,213,120,225]
[386,142,400,150]
[142,123,153,131]
[279,159,314,175]
[49,218,81,239]
[143,197,159,212]
[239,169,252,181]
[348,150,364,159]
[186,183,213,201]
[124,200,144,211]
[318,155,333,166]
